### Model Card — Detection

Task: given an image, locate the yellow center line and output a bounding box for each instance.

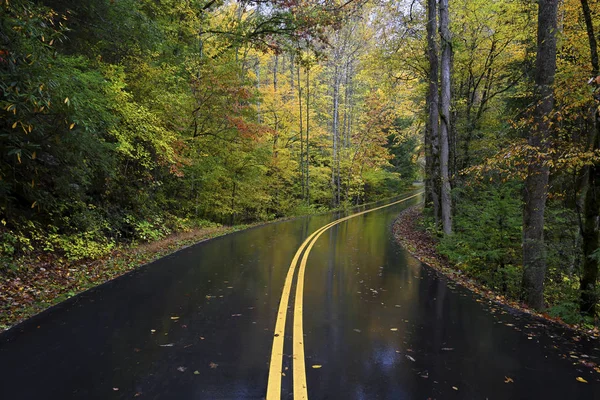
[266,222,336,399]
[267,191,424,400]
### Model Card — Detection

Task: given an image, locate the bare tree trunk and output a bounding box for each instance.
[273,54,278,91]
[426,0,440,224]
[346,65,353,148]
[521,0,558,309]
[343,61,350,149]
[256,58,262,124]
[306,63,310,206]
[581,110,600,315]
[579,0,600,315]
[332,64,341,207]
[581,0,598,76]
[439,0,452,235]
[298,60,305,200]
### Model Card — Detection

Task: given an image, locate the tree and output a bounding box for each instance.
[579,0,600,315]
[439,0,453,235]
[521,0,559,309]
[426,0,441,224]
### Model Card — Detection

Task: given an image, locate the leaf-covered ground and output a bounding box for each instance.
[393,206,600,376]
[0,224,255,333]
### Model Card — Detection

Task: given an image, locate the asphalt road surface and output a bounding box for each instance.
[1,191,599,399]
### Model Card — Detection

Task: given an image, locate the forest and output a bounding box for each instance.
[2,0,600,327]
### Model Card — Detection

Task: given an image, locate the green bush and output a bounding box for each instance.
[50,232,115,262]
[437,181,522,297]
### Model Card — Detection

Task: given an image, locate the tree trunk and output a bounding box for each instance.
[521,0,558,310]
[256,58,262,124]
[297,60,305,200]
[581,111,600,315]
[306,63,310,206]
[332,62,341,207]
[580,0,598,77]
[426,0,441,224]
[579,0,600,316]
[439,0,452,235]
[273,54,278,91]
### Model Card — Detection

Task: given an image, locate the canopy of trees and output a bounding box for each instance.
[1,0,419,262]
[3,0,600,325]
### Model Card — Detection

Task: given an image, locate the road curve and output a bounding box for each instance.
[1,191,599,399]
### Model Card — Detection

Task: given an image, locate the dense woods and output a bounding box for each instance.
[2,0,600,327]
[1,0,419,263]
[419,0,600,325]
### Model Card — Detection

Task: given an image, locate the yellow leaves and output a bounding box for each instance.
[576,377,588,383]
[64,97,69,105]
[69,123,75,130]
[311,365,322,369]
[390,328,398,331]
[170,316,180,320]
[504,376,514,383]
[31,201,37,209]
[11,121,17,129]
[31,151,36,160]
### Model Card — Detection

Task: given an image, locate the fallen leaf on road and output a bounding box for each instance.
[160,343,174,347]
[441,348,454,351]
[113,388,119,391]
[353,329,361,333]
[209,362,218,369]
[504,377,514,383]
[576,377,588,383]
[452,386,458,391]
[232,314,242,317]
[171,316,180,320]
[406,355,416,362]
[150,329,156,333]
[312,365,322,369]
[177,366,186,372]
[194,371,200,375]
[390,328,398,331]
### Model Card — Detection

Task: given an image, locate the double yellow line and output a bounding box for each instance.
[266,191,423,399]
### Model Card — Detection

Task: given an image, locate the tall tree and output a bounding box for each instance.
[439,0,453,234]
[521,0,558,309]
[426,0,441,224]
[579,0,600,315]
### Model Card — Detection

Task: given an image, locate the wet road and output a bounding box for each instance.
[1,191,600,399]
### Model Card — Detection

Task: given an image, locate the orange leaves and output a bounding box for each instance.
[463,139,600,184]
[226,116,272,141]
